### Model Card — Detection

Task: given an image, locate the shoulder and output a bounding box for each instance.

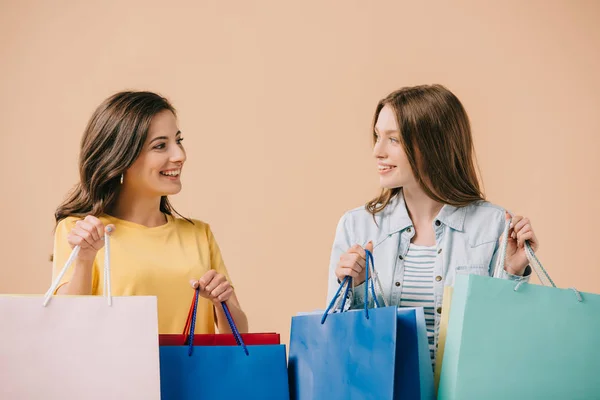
[55,216,81,234]
[334,202,390,244]
[171,217,214,237]
[462,200,506,245]
[336,204,376,231]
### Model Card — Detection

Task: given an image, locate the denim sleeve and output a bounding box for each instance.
[326,213,354,308]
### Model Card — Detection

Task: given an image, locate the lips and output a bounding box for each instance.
[378,164,396,172]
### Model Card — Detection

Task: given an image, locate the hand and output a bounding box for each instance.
[190,270,234,304]
[334,241,373,285]
[503,211,539,276]
[67,215,115,262]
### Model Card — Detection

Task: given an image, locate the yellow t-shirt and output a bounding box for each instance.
[51,214,232,334]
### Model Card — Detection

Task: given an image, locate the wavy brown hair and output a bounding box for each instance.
[366,84,485,215]
[55,91,188,224]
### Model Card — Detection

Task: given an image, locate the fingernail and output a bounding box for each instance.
[106,226,113,232]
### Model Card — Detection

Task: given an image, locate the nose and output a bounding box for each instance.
[373,138,385,159]
[170,143,186,164]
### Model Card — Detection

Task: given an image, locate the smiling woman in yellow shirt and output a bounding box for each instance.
[51,91,248,335]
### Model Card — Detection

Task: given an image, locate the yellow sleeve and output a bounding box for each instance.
[52,217,100,294]
[205,224,233,285]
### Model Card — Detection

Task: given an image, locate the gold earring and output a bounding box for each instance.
[120,173,124,184]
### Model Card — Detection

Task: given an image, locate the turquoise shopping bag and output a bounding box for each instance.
[438,220,600,400]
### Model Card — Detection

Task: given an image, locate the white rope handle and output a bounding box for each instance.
[43,232,112,306]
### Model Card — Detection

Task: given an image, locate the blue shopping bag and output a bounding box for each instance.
[288,250,434,400]
[159,290,290,400]
[438,219,600,399]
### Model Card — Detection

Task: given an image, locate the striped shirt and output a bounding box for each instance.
[399,244,437,367]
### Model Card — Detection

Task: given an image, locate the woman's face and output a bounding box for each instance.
[124,110,186,197]
[373,105,416,190]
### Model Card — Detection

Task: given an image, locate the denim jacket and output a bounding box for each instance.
[326,191,531,358]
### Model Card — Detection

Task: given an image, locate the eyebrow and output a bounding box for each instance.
[374,128,400,135]
[149,130,181,144]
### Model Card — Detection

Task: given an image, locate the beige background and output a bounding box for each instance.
[1,0,599,344]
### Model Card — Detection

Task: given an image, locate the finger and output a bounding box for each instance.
[517,231,534,247]
[210,282,230,299]
[75,220,100,242]
[516,224,532,238]
[72,227,96,247]
[348,244,366,259]
[189,279,199,289]
[217,287,234,303]
[204,274,225,294]
[365,241,373,253]
[510,215,523,229]
[514,218,530,233]
[105,224,115,235]
[84,215,105,240]
[197,270,216,290]
[505,211,511,222]
[338,267,359,279]
[340,254,364,273]
[67,233,89,249]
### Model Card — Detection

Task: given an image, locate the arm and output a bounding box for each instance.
[327,213,370,310]
[198,224,249,334]
[214,292,248,334]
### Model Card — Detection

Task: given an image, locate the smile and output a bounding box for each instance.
[378,165,396,173]
[160,169,181,177]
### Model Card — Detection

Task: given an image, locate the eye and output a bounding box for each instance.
[153,142,166,150]
[390,137,399,143]
[374,133,380,141]
[177,137,184,145]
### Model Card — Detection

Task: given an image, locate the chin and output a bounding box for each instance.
[380,178,403,190]
[159,184,183,196]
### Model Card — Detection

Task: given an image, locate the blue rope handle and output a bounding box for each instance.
[321,248,381,324]
[321,276,350,324]
[187,289,200,356]
[222,302,249,356]
[187,289,249,356]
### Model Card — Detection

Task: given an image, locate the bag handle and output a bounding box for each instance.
[43,232,112,306]
[493,217,555,287]
[321,249,383,324]
[185,288,249,356]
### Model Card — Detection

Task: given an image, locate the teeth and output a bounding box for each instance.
[161,169,180,176]
[378,166,394,171]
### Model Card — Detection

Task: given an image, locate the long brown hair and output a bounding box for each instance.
[55,91,187,224]
[366,84,485,215]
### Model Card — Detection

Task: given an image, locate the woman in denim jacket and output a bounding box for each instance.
[327,84,539,366]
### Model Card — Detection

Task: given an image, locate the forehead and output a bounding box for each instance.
[147,110,179,138]
[375,105,399,132]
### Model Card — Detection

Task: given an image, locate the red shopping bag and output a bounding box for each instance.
[159,289,280,346]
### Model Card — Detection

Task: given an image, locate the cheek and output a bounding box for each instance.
[389,146,410,168]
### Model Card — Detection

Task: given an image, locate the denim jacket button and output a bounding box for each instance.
[437,307,442,314]
[399,255,404,260]
[407,227,412,233]
[435,275,442,282]
[438,248,442,254]
[395,282,401,287]
[435,220,441,227]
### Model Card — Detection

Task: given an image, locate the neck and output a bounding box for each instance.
[402,185,444,225]
[111,186,167,227]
